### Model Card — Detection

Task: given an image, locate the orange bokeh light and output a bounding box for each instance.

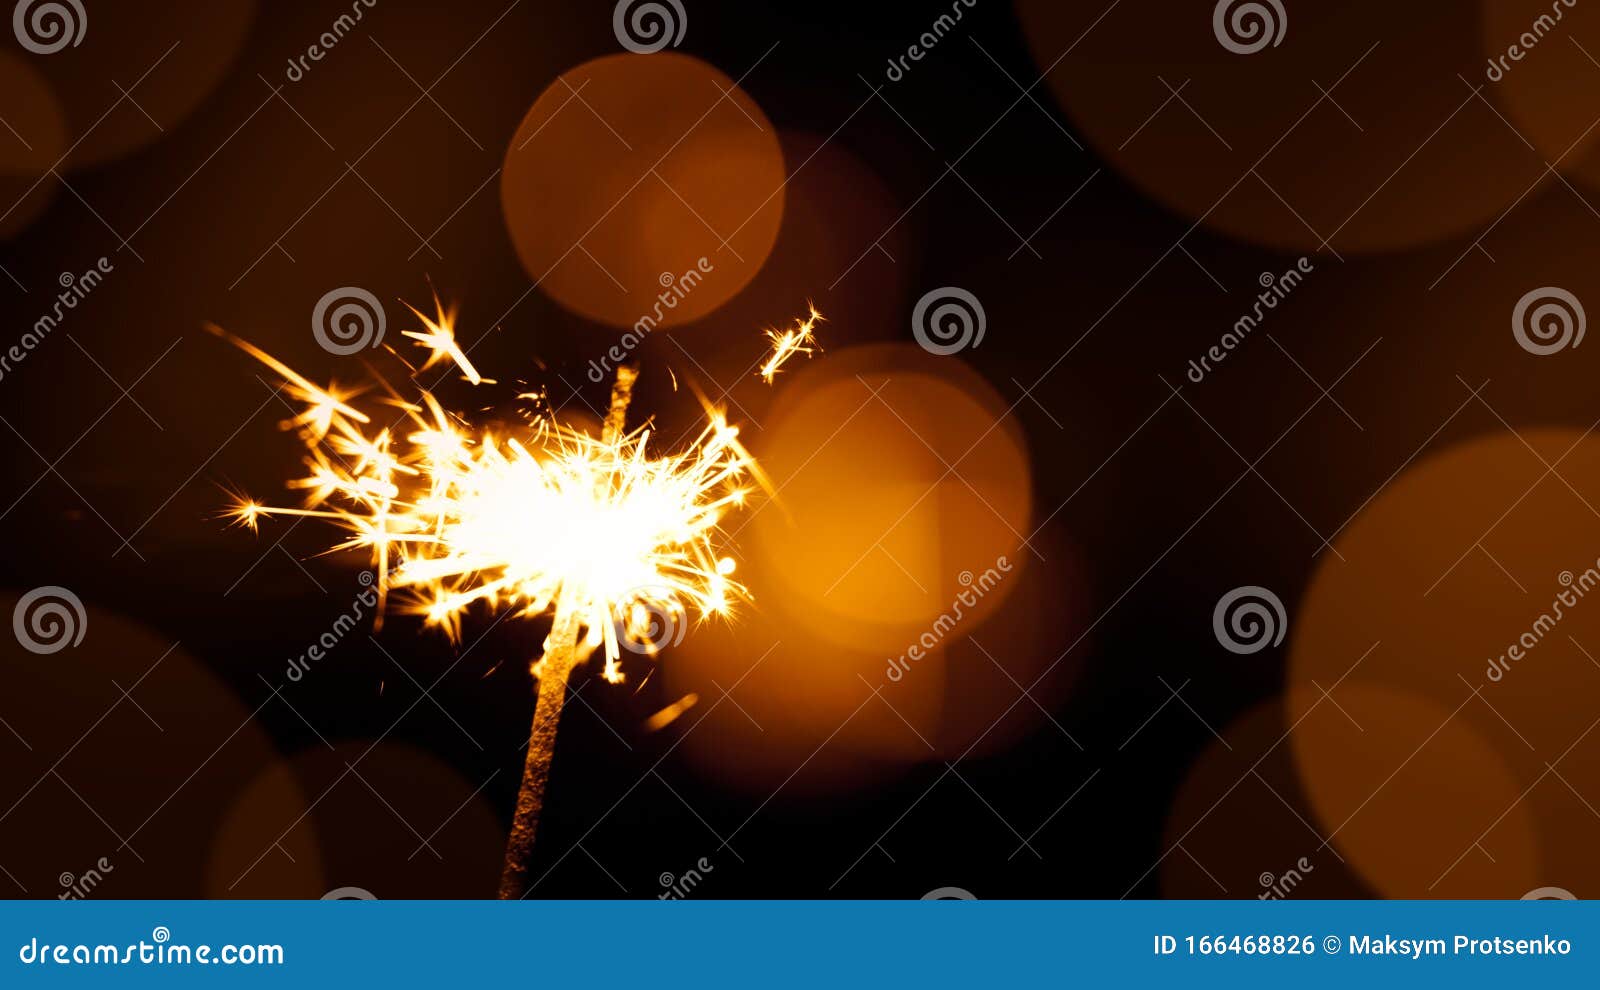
[1288,428,1600,895]
[1014,1,1541,253]
[748,344,1033,654]
[501,53,785,330]
[0,55,65,239]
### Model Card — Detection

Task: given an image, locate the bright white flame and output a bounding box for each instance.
[211,318,764,682]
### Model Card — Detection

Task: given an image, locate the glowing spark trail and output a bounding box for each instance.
[758,303,824,384]
[644,692,699,732]
[401,293,483,386]
[208,306,764,898]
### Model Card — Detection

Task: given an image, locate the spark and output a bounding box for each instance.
[632,668,655,695]
[204,324,368,440]
[758,303,824,384]
[229,498,263,533]
[644,693,699,732]
[402,292,483,386]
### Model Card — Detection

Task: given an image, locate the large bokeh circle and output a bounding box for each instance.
[502,54,785,330]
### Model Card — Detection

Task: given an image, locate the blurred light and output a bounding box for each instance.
[501,53,785,329]
[1289,428,1600,895]
[212,741,503,898]
[0,54,65,239]
[749,344,1032,653]
[1014,0,1538,252]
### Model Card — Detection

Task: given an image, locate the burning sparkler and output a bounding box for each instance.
[758,303,824,383]
[210,304,765,898]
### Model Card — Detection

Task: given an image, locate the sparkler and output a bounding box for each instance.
[758,303,824,383]
[209,304,764,898]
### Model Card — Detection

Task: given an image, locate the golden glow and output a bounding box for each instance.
[210,316,763,683]
[758,303,824,384]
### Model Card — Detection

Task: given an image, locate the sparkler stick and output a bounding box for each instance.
[499,365,638,900]
[499,602,585,899]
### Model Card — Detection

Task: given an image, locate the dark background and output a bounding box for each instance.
[0,0,1597,899]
